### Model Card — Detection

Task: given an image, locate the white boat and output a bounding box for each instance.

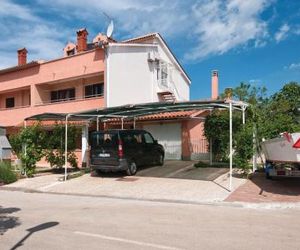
[261,132,300,163]
[261,133,300,178]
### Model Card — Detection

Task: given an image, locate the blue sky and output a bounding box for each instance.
[1,0,300,100]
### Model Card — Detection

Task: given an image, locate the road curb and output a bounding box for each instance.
[2,186,300,209]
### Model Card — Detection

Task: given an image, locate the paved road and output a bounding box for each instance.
[1,190,300,250]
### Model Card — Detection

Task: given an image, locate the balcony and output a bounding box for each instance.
[35,94,104,108]
[0,87,31,112]
[0,95,105,127]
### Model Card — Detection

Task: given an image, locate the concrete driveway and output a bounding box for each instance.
[3,168,246,204]
[99,160,229,181]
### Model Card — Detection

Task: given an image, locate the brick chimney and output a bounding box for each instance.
[211,70,219,100]
[17,48,28,66]
[76,28,88,53]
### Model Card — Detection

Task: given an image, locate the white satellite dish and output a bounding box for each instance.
[106,20,114,38]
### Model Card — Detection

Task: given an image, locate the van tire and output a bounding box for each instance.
[266,173,272,180]
[96,170,102,176]
[126,161,137,176]
[158,154,164,166]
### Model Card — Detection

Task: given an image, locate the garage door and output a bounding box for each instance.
[143,123,182,160]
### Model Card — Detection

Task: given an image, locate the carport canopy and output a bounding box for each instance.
[24,99,249,190]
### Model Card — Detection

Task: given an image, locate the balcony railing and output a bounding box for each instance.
[35,94,104,106]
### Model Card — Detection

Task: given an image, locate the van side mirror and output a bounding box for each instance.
[154,140,158,144]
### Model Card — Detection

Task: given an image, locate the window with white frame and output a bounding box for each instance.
[157,61,168,86]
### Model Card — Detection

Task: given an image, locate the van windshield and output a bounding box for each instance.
[91,132,118,149]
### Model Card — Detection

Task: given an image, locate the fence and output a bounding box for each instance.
[189,138,209,161]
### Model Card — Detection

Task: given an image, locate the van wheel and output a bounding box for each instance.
[157,154,164,166]
[96,170,102,176]
[266,173,272,180]
[126,161,137,176]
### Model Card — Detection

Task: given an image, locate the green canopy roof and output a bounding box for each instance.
[25,100,248,121]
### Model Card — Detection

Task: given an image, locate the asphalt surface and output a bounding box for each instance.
[1,190,300,250]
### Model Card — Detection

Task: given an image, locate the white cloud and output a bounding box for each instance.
[0,0,69,69]
[285,63,300,70]
[184,0,271,61]
[38,0,273,61]
[0,0,275,69]
[36,0,190,38]
[274,23,290,42]
[0,0,39,21]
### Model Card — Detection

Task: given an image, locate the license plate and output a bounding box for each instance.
[99,153,110,157]
[277,170,286,176]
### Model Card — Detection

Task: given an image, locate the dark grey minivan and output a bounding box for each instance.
[90,129,164,175]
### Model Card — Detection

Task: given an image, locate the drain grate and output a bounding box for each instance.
[116,177,139,182]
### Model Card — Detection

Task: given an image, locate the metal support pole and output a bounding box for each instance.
[242,106,246,125]
[64,115,68,181]
[121,118,124,130]
[96,116,99,131]
[24,120,27,177]
[209,138,213,166]
[252,125,257,173]
[229,101,233,191]
[133,117,136,129]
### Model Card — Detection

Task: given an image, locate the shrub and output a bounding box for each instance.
[233,124,254,175]
[9,122,47,177]
[44,123,79,169]
[194,161,210,168]
[0,162,17,184]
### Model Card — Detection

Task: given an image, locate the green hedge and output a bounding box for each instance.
[0,162,17,184]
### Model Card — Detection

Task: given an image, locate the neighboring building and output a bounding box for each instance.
[0,28,217,164]
[0,126,12,161]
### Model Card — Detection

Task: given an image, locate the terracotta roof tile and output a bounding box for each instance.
[138,110,202,120]
[105,110,207,125]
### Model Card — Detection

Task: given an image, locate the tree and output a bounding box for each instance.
[9,123,47,177]
[204,81,300,172]
[204,110,242,162]
[259,82,300,139]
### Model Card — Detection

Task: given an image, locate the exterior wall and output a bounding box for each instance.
[106,39,191,107]
[0,49,105,127]
[186,119,209,161]
[0,49,104,92]
[127,36,190,102]
[106,44,158,107]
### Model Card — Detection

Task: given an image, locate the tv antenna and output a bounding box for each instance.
[102,11,114,38]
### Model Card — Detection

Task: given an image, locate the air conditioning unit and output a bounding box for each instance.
[147,51,160,62]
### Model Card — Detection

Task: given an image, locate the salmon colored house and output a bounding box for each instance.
[0,28,218,165]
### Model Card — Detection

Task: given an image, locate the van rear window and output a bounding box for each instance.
[91,132,118,148]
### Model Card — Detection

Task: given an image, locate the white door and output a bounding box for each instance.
[143,123,182,160]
